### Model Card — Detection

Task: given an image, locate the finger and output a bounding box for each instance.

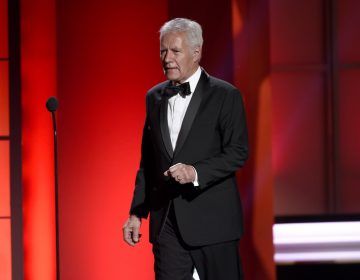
[180,178,189,184]
[124,230,135,246]
[168,163,183,173]
[132,226,140,243]
[179,177,190,184]
[164,165,180,176]
[123,227,135,246]
[169,169,183,179]
[180,166,194,181]
[132,233,142,243]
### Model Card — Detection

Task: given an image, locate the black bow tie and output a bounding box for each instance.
[164,82,191,98]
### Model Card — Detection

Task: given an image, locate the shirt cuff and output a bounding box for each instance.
[191,166,199,187]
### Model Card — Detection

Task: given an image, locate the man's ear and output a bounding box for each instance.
[193,46,202,62]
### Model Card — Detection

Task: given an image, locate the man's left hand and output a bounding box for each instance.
[164,163,195,184]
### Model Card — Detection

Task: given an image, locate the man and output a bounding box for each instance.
[123,18,248,280]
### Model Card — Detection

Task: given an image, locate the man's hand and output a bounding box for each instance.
[164,163,196,184]
[123,215,142,246]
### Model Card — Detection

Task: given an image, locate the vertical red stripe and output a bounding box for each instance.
[0,1,11,279]
[0,141,11,280]
[253,78,275,279]
[21,0,57,279]
[232,0,276,279]
[0,141,10,216]
[0,61,9,136]
[0,219,12,280]
[0,0,8,58]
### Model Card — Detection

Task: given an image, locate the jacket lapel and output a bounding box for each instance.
[173,71,208,158]
[159,90,174,159]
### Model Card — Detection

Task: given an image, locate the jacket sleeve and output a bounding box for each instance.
[192,89,249,189]
[129,95,151,218]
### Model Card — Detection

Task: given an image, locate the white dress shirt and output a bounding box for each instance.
[167,66,202,186]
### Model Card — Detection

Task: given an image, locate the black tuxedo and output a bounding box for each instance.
[130,70,248,247]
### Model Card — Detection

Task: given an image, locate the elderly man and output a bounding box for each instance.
[123,18,248,280]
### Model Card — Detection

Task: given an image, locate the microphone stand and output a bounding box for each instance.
[51,110,60,280]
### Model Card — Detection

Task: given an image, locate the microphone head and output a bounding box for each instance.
[46,96,59,112]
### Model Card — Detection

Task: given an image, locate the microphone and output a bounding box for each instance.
[46,96,60,280]
[46,96,59,112]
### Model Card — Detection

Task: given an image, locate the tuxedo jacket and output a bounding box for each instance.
[130,70,248,247]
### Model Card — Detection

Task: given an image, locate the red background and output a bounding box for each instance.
[56,1,167,279]
[1,0,360,280]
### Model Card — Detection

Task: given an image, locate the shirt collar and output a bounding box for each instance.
[183,66,202,94]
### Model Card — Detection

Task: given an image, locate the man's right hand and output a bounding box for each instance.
[123,215,142,246]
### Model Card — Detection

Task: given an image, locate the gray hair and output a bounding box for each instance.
[160,18,203,49]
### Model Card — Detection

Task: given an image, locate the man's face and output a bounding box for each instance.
[160,32,200,84]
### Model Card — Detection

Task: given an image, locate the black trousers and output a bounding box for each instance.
[152,205,244,280]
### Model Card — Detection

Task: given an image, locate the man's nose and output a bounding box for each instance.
[163,51,173,63]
